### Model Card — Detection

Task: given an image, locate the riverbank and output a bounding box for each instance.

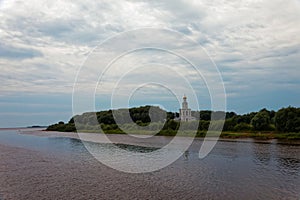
[19,129,300,146]
[219,131,300,140]
[45,127,300,140]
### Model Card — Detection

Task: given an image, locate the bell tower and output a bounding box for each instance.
[179,95,192,122]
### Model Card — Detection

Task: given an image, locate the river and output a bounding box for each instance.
[0,129,299,200]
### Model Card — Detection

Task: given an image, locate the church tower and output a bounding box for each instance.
[179,95,195,122]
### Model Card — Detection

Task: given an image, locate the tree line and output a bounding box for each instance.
[47,106,300,134]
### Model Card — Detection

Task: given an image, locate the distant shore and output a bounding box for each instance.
[0,127,27,130]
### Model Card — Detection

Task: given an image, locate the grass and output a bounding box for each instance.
[219,132,300,140]
[70,129,300,140]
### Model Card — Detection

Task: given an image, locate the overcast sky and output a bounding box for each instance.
[0,0,299,127]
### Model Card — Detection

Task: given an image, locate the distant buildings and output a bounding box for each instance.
[175,95,196,122]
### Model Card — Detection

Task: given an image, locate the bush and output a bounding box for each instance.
[275,107,300,132]
[251,111,271,131]
[233,123,252,131]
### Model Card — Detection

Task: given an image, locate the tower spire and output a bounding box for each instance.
[177,94,196,122]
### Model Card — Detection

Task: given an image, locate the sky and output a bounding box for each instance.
[0,0,299,127]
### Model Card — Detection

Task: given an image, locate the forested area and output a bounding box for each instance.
[47,106,300,136]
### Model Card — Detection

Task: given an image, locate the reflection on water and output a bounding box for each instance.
[278,157,300,172]
[183,150,189,161]
[253,143,272,165]
[0,129,299,199]
[113,143,159,153]
[275,144,300,176]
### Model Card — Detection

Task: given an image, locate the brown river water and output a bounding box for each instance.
[0,129,299,200]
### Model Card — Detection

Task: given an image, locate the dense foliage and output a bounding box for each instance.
[47,106,300,134]
[251,110,271,131]
[275,107,300,132]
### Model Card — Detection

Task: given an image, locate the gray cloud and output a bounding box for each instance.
[0,43,43,60]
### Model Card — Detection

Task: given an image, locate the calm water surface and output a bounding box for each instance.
[0,129,299,200]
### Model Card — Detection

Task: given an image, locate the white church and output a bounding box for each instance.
[175,95,196,122]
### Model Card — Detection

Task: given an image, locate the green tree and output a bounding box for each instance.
[198,120,209,131]
[251,111,270,131]
[200,110,212,121]
[223,118,237,131]
[164,120,179,130]
[234,123,252,131]
[275,107,300,132]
